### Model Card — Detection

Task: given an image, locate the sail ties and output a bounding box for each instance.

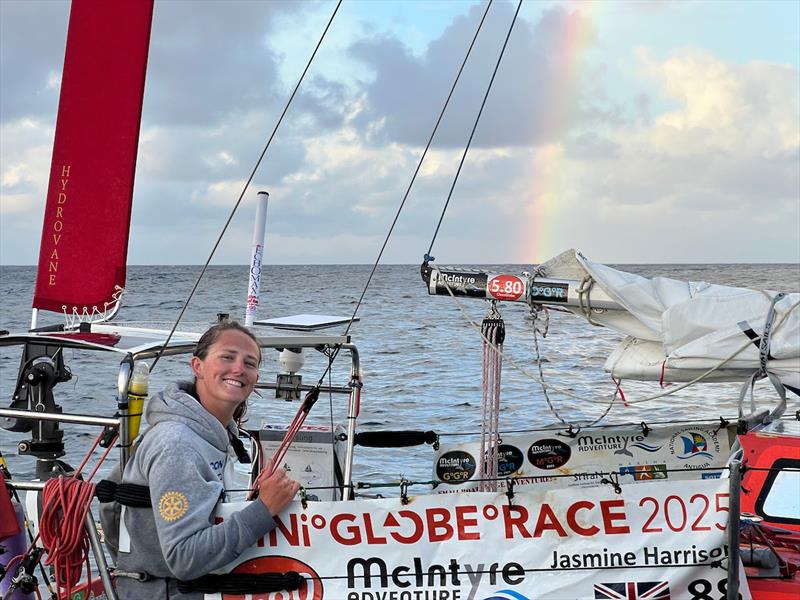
[738,292,788,421]
[479,302,504,492]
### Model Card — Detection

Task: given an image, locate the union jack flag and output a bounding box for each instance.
[594,580,670,599]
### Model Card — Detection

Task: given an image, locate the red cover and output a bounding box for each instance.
[0,470,20,539]
[33,0,154,317]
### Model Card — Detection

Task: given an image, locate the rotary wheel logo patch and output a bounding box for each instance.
[158,491,189,521]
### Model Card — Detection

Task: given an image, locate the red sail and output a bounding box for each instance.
[32,0,153,319]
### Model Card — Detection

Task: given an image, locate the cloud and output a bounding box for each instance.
[347,2,597,148]
[546,47,799,263]
[0,0,69,121]
[1,1,797,266]
[639,49,799,154]
[0,118,55,216]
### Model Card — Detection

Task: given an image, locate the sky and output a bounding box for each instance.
[0,0,798,266]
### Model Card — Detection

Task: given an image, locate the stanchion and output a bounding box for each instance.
[726,460,741,600]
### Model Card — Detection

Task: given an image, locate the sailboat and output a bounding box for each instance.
[1,1,798,599]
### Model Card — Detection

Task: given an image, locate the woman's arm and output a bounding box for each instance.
[145,441,275,580]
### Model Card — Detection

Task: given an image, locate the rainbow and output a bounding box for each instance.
[520,3,594,264]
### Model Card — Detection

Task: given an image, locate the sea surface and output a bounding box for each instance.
[1,263,798,490]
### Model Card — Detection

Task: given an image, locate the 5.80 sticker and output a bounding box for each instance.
[488,275,525,301]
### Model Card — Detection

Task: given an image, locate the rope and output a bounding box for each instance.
[39,478,95,597]
[479,307,504,491]
[149,0,343,373]
[37,431,118,598]
[249,388,320,499]
[425,0,523,259]
[738,292,789,418]
[529,303,618,426]
[295,561,728,582]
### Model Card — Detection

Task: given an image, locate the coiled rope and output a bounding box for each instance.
[37,430,118,598]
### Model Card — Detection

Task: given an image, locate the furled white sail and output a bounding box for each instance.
[538,250,800,394]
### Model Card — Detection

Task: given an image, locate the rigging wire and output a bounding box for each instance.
[425,0,523,260]
[339,0,495,343]
[148,0,343,373]
[298,0,495,391]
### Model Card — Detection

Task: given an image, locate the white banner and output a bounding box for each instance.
[209,478,750,600]
[433,422,733,492]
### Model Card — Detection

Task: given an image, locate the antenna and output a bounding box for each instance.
[245,191,269,326]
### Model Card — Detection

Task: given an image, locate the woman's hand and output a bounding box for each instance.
[257,467,301,516]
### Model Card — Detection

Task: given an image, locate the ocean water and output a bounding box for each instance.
[1,263,798,488]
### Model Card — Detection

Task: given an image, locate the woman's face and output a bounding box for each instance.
[191,329,260,418]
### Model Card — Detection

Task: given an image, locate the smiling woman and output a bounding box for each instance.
[105,321,301,600]
[191,322,262,425]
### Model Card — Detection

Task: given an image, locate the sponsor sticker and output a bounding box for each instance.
[530,282,568,303]
[527,439,571,470]
[434,270,488,298]
[668,427,721,468]
[436,450,476,484]
[488,275,525,301]
[496,444,525,476]
[620,464,668,481]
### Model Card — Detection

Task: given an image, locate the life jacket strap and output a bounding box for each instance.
[177,571,304,594]
[95,479,152,507]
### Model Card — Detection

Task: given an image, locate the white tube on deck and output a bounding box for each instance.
[245,191,269,327]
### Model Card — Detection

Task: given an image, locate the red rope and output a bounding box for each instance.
[35,432,118,598]
[40,476,96,597]
[612,377,629,407]
[659,360,670,388]
[249,399,311,500]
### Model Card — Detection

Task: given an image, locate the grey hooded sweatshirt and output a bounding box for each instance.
[113,382,274,599]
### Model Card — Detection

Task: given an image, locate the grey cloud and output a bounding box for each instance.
[137,116,308,184]
[0,1,69,121]
[585,146,799,218]
[291,76,351,132]
[0,0,344,131]
[566,133,621,160]
[143,1,296,126]
[347,2,600,148]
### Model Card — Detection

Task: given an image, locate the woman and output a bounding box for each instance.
[113,321,300,599]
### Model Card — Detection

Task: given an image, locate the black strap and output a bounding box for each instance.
[229,432,252,464]
[355,430,438,448]
[95,480,152,508]
[177,571,303,594]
